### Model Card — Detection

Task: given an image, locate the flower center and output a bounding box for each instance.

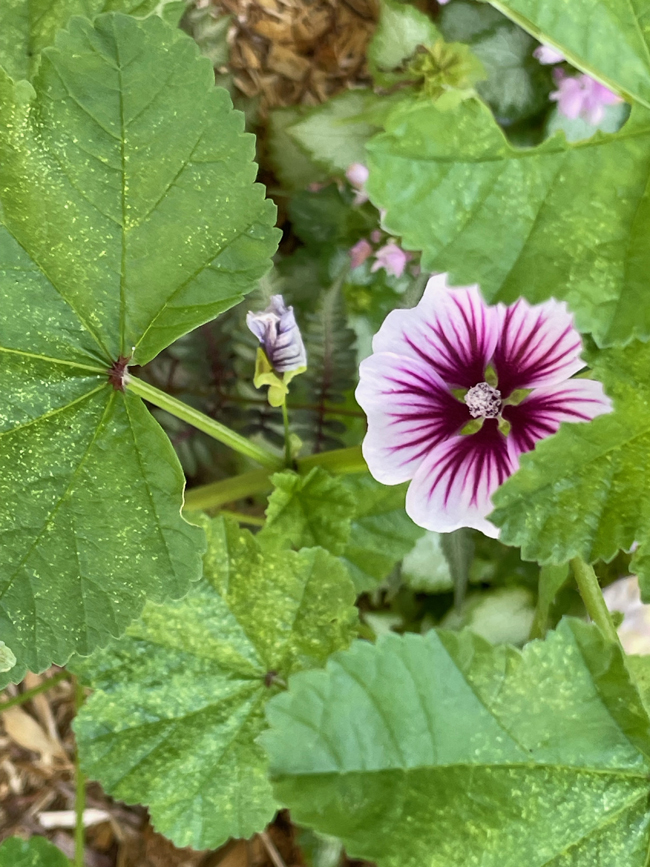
[464,381,502,419]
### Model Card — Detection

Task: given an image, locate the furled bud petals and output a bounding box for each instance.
[534,45,565,64]
[371,241,411,278]
[551,70,622,125]
[350,238,373,269]
[356,275,612,537]
[246,295,307,373]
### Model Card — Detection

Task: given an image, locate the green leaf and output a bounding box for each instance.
[368,0,439,82]
[267,108,327,191]
[367,98,650,346]
[260,468,356,555]
[490,340,650,596]
[627,655,650,716]
[488,0,650,108]
[340,475,425,593]
[287,90,387,175]
[401,531,453,593]
[0,0,186,81]
[441,1,552,123]
[0,13,278,683]
[0,837,70,867]
[530,563,570,639]
[263,619,650,866]
[72,515,358,851]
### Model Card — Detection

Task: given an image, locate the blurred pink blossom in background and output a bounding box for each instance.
[534,45,565,64]
[551,70,622,125]
[350,238,373,269]
[371,241,411,278]
[345,163,370,205]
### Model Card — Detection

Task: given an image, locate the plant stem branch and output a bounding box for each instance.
[126,376,283,471]
[74,678,86,867]
[259,832,287,867]
[182,446,367,513]
[0,671,67,712]
[571,557,621,645]
[282,401,291,467]
[219,510,265,527]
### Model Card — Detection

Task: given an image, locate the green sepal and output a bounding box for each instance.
[253,348,306,407]
[460,417,484,436]
[503,387,533,406]
[484,363,498,387]
[497,416,512,436]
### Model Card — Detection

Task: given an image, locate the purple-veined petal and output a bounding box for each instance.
[405,420,514,537]
[357,352,470,484]
[504,378,612,454]
[246,295,307,373]
[372,274,501,388]
[492,297,584,396]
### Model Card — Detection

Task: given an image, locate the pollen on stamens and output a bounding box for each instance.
[465,381,502,419]
[108,355,131,392]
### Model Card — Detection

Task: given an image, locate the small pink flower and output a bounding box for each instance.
[371,241,411,278]
[346,163,369,205]
[551,70,622,125]
[350,238,373,269]
[534,45,565,65]
[438,0,451,4]
[370,229,383,244]
[356,276,612,536]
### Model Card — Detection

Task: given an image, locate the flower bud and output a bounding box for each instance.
[246,295,307,407]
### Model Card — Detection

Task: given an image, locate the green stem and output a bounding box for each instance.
[219,509,265,527]
[184,469,273,512]
[0,671,67,711]
[182,446,368,513]
[74,679,86,867]
[126,376,283,471]
[282,401,291,467]
[571,558,621,645]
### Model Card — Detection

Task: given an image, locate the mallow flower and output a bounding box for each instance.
[356,275,611,537]
[247,295,307,406]
[534,45,565,65]
[371,241,411,278]
[346,163,370,205]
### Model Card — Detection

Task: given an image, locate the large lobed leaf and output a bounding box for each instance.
[262,619,650,866]
[0,0,186,81]
[488,0,650,108]
[490,340,650,597]
[0,836,69,866]
[367,98,650,346]
[0,13,279,684]
[72,515,358,850]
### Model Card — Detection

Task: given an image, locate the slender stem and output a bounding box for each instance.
[74,679,86,867]
[298,445,367,476]
[571,557,621,645]
[126,376,283,471]
[219,509,265,527]
[0,671,68,712]
[281,401,291,467]
[184,469,273,512]
[259,832,287,867]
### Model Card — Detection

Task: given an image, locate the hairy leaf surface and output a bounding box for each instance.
[0,0,186,81]
[488,0,650,108]
[72,516,358,850]
[263,619,650,866]
[367,98,650,346]
[340,475,425,593]
[490,341,650,597]
[0,13,278,683]
[0,836,69,866]
[260,468,356,555]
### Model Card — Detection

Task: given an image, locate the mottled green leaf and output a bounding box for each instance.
[488,0,650,108]
[490,340,650,596]
[340,475,425,593]
[368,0,439,82]
[530,563,570,639]
[267,108,327,191]
[263,619,650,866]
[0,13,278,683]
[72,515,358,850]
[0,0,186,81]
[287,91,387,175]
[260,468,356,555]
[0,837,69,867]
[367,98,650,346]
[441,1,552,123]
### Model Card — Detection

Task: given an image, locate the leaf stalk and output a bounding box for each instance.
[570,557,621,645]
